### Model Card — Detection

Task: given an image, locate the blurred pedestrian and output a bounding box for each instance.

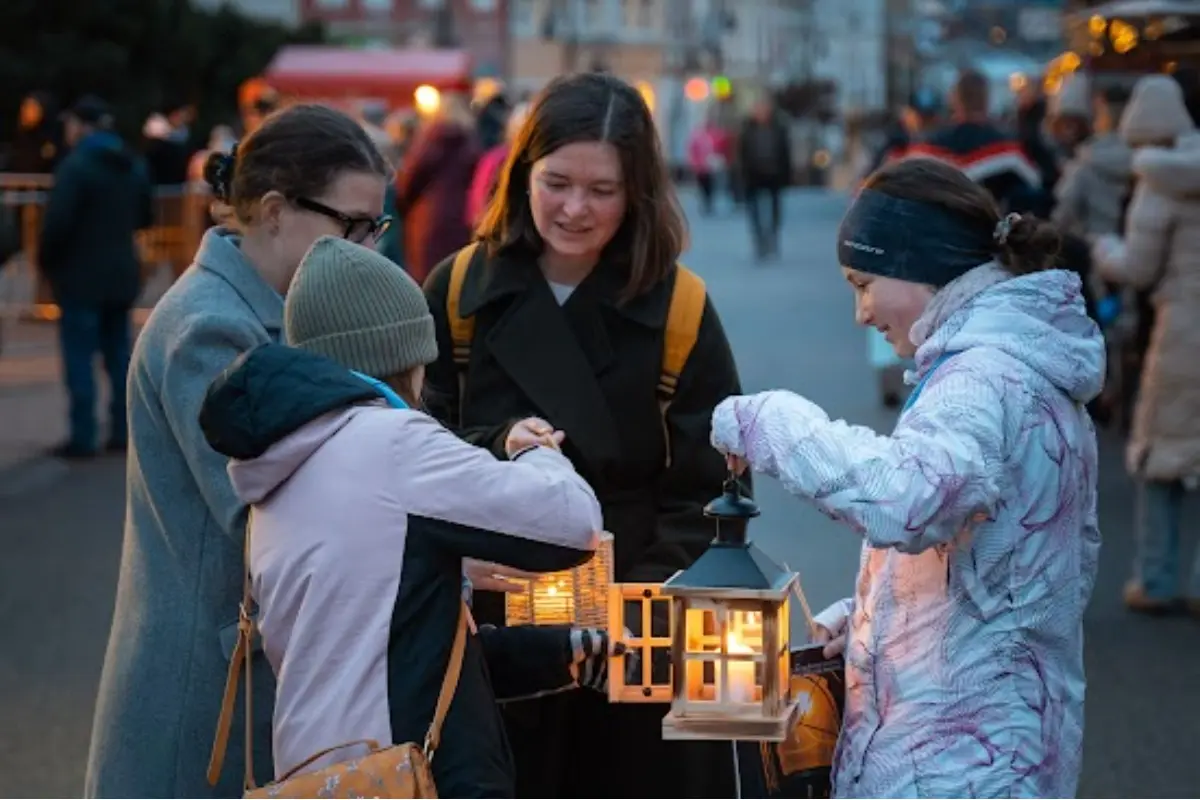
[9,91,62,173]
[738,95,792,260]
[908,69,1041,213]
[1093,75,1200,617]
[687,113,729,216]
[466,101,529,227]
[396,92,479,283]
[38,95,153,459]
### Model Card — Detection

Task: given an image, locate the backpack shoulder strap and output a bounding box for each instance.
[447,243,481,368]
[657,263,707,403]
[656,264,707,469]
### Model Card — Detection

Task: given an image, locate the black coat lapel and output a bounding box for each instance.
[485,279,622,467]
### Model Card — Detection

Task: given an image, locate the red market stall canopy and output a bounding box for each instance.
[262,46,473,110]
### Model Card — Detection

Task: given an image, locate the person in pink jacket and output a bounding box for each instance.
[466,102,531,227]
[198,235,611,797]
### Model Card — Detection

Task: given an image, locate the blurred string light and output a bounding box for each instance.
[684,76,733,103]
[414,84,440,115]
[1109,19,1139,54]
[685,77,710,101]
[1043,51,1081,95]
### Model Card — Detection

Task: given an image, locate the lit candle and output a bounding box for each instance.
[726,634,756,703]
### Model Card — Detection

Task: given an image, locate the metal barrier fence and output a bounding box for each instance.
[0,174,211,322]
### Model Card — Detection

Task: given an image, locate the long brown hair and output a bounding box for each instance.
[475,73,687,300]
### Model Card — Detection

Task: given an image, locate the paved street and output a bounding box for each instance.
[1,189,1198,797]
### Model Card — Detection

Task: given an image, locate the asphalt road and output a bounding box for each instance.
[1,189,1197,797]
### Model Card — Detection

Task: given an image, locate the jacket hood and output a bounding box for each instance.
[1079,132,1133,182]
[910,263,1106,404]
[76,130,137,173]
[1134,131,1200,199]
[199,343,384,503]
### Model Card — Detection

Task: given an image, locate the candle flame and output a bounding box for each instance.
[726,633,753,654]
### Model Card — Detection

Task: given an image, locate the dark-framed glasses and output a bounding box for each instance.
[295,196,393,245]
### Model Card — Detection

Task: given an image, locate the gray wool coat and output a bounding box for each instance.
[85,229,281,798]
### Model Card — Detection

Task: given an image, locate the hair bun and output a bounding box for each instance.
[994,213,1060,275]
[202,148,237,201]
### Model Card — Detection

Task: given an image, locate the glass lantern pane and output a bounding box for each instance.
[687,656,713,701]
[685,608,719,653]
[729,608,764,654]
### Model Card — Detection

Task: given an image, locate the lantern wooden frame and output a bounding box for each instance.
[606,583,675,703]
[505,533,614,627]
[661,580,798,742]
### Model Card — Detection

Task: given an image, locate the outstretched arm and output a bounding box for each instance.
[712,360,1007,554]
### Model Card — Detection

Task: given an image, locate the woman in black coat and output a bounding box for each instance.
[423,73,746,799]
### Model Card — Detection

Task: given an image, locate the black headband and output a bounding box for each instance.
[837,188,996,287]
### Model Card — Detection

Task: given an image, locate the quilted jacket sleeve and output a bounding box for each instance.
[711,363,1007,554]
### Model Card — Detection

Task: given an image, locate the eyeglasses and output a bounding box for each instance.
[294,196,393,245]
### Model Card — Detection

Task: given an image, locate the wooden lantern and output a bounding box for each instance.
[505,532,614,627]
[606,583,674,703]
[661,477,799,742]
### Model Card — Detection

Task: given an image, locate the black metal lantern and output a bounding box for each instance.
[660,475,799,741]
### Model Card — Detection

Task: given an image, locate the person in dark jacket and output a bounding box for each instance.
[397,93,481,283]
[738,97,792,260]
[9,91,63,173]
[198,236,614,797]
[906,69,1041,213]
[423,72,746,800]
[39,95,153,458]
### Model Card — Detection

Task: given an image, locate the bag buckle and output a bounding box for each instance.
[238,602,254,635]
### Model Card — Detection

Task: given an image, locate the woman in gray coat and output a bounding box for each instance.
[84,104,393,798]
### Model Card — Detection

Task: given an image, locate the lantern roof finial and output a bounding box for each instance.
[662,475,796,600]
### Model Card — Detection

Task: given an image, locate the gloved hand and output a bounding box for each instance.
[811,598,852,659]
[568,628,629,693]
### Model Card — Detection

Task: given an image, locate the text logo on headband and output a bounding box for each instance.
[842,239,885,256]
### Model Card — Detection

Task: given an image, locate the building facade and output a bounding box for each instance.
[298,0,511,77]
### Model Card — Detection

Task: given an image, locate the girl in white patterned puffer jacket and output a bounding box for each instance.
[713,157,1105,798]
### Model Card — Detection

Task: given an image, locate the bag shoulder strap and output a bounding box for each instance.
[207,513,472,789]
[447,242,481,369]
[207,514,259,790]
[422,602,471,759]
[656,263,707,403]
